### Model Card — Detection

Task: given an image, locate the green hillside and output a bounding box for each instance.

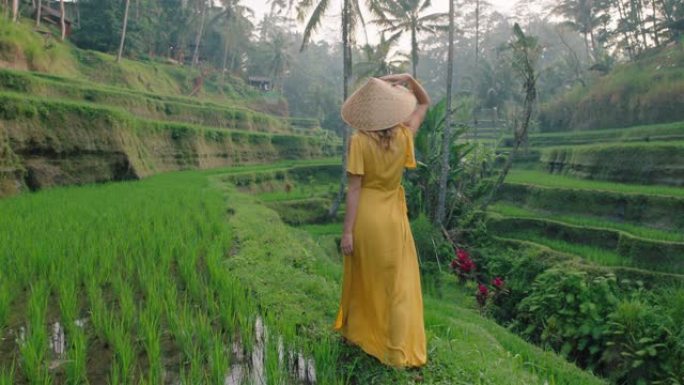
[0,21,336,198]
[539,43,684,132]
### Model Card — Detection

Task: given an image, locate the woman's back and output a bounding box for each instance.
[347,124,416,191]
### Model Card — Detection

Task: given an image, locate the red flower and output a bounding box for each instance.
[478,283,489,296]
[457,248,468,260]
[492,277,504,289]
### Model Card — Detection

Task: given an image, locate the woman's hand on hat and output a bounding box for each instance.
[341,232,354,256]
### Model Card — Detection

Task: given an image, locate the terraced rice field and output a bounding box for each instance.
[0,161,605,385]
[484,120,684,292]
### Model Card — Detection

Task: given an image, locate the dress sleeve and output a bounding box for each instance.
[346,133,364,175]
[403,125,417,169]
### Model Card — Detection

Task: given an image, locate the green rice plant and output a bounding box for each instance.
[111,320,136,384]
[0,281,10,333]
[58,279,78,328]
[209,334,229,385]
[65,327,88,384]
[20,281,50,385]
[85,278,110,342]
[310,334,340,385]
[114,275,136,330]
[140,308,162,384]
[0,361,16,385]
[264,327,288,385]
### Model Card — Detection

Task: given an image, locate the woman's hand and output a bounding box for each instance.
[340,232,353,256]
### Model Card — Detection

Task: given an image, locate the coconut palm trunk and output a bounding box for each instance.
[59,0,66,40]
[436,0,455,225]
[35,0,42,26]
[328,0,353,217]
[11,0,18,22]
[116,0,131,62]
[411,24,418,78]
[191,1,207,68]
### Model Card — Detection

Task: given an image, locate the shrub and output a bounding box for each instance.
[602,297,669,384]
[512,268,620,371]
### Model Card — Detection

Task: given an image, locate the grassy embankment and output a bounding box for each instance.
[0,21,335,197]
[538,43,684,131]
[0,161,606,385]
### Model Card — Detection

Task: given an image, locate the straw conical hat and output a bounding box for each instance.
[341,78,417,131]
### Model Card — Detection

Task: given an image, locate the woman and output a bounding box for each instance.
[333,73,430,367]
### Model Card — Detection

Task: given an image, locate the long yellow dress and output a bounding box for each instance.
[333,123,427,367]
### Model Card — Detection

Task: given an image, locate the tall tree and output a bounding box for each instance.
[59,0,66,40]
[11,0,18,22]
[481,23,539,211]
[211,0,254,81]
[553,0,606,62]
[267,32,292,91]
[372,0,447,79]
[116,0,131,62]
[354,32,408,80]
[436,0,455,225]
[296,0,373,216]
[35,0,42,27]
[191,0,208,68]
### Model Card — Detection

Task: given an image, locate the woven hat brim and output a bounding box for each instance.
[341,78,417,131]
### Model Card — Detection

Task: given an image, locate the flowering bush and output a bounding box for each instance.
[450,248,476,281]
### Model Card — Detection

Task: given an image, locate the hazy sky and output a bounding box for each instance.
[243,0,522,49]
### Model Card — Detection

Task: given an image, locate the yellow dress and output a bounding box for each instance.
[333,123,427,367]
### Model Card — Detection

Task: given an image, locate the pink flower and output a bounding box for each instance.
[478,283,489,296]
[492,277,504,289]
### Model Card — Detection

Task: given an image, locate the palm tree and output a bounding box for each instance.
[116,0,131,62]
[59,0,66,40]
[191,0,209,68]
[354,32,408,80]
[210,0,254,82]
[436,0,454,224]
[296,0,375,216]
[266,32,292,92]
[372,0,447,79]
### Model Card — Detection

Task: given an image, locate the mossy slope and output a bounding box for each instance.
[0,93,333,196]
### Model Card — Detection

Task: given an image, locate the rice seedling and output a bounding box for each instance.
[58,279,78,328]
[209,334,230,385]
[20,281,50,385]
[139,307,162,384]
[0,281,10,333]
[111,319,136,384]
[0,361,15,385]
[65,327,87,384]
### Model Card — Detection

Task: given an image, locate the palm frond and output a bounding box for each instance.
[299,0,330,51]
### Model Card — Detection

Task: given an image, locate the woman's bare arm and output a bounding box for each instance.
[379,73,430,135]
[340,174,362,256]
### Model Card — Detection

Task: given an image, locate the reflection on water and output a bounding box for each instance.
[225,316,317,385]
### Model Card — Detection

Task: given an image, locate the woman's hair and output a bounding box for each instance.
[361,126,397,151]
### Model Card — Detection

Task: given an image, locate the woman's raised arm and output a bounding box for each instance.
[379,73,430,135]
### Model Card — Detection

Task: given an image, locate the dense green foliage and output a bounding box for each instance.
[475,243,684,384]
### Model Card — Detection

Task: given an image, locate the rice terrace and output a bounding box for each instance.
[1,0,683,384]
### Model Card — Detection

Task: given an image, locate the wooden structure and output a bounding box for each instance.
[34,5,73,37]
[248,76,272,92]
